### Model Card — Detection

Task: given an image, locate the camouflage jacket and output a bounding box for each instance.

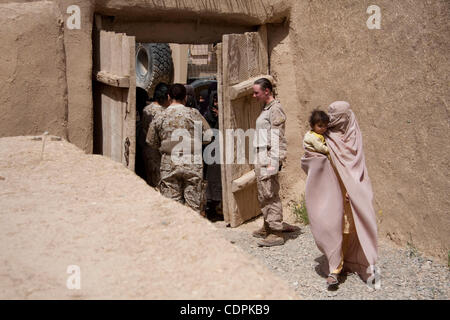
[254,99,287,166]
[146,103,211,155]
[138,102,163,148]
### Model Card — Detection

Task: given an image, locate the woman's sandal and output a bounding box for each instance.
[326,273,339,286]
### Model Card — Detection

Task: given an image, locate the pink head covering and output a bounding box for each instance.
[326,101,370,192]
[328,101,351,133]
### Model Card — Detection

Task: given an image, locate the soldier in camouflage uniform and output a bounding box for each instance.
[252,78,299,247]
[139,83,169,187]
[146,84,211,215]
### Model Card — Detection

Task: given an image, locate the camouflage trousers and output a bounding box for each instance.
[255,164,283,231]
[159,154,207,213]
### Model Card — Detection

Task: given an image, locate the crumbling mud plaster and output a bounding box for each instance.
[287,0,449,261]
[0,1,68,139]
[58,0,95,155]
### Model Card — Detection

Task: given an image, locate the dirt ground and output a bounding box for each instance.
[214,218,449,300]
[0,136,298,299]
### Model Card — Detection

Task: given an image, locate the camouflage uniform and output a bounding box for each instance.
[146,103,211,213]
[139,102,163,187]
[254,99,287,232]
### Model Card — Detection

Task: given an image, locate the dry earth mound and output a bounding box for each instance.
[0,136,298,299]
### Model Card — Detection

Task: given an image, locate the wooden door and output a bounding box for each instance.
[219,26,273,227]
[93,20,136,170]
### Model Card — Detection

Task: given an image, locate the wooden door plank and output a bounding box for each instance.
[221,36,233,225]
[99,30,111,73]
[94,70,130,87]
[221,26,270,227]
[231,169,256,193]
[109,32,123,163]
[257,24,269,75]
[101,31,112,158]
[217,42,231,222]
[229,75,273,100]
[101,84,112,158]
[94,27,136,171]
[121,34,136,170]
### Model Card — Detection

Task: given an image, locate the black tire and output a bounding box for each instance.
[135,43,173,97]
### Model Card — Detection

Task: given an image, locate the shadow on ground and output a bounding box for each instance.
[314,255,353,291]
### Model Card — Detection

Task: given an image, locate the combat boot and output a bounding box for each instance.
[252,221,269,239]
[257,230,284,247]
[281,222,300,233]
[253,221,299,238]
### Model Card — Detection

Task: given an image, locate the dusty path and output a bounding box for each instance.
[213,217,449,300]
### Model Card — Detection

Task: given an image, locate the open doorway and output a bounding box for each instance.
[185,44,222,220]
[92,14,270,227]
[92,26,224,221]
[134,42,223,221]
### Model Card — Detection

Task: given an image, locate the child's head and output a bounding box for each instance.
[309,109,329,135]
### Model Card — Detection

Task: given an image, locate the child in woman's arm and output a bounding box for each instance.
[303,109,330,155]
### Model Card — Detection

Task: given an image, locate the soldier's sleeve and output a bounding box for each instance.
[146,113,161,150]
[268,104,287,166]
